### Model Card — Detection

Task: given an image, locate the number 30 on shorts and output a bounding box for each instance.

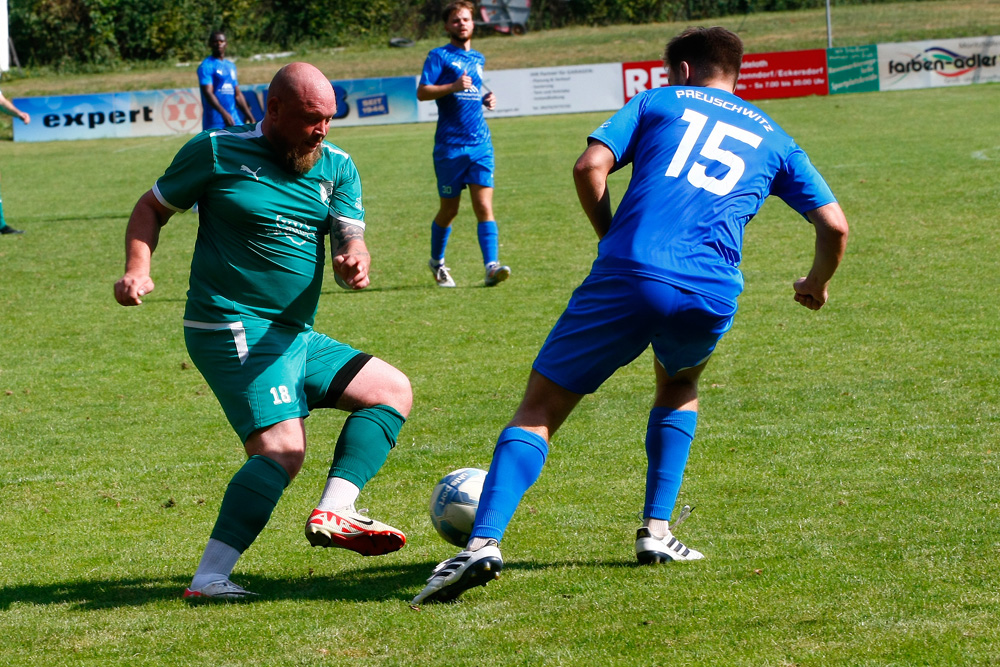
[270,385,293,405]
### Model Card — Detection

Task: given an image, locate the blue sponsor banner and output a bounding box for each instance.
[13,75,420,142]
[14,88,202,142]
[357,94,390,118]
[327,76,418,126]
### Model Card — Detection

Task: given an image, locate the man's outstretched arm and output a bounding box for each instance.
[114,190,175,306]
[573,141,616,240]
[793,202,850,310]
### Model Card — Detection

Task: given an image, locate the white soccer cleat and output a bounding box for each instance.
[182,579,258,600]
[635,527,704,564]
[411,543,503,604]
[429,259,456,288]
[484,262,510,287]
[305,507,406,556]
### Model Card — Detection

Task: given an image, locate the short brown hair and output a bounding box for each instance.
[442,1,475,22]
[665,27,744,82]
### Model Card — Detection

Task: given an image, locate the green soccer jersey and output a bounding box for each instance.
[153,123,365,329]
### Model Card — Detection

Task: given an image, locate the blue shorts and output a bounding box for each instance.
[433,142,494,198]
[533,275,736,395]
[184,320,370,442]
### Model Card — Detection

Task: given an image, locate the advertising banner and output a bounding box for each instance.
[878,36,1000,91]
[419,63,623,122]
[10,36,999,142]
[13,76,421,141]
[735,49,828,100]
[621,60,668,102]
[13,88,202,142]
[623,49,828,103]
[827,44,879,95]
[324,75,421,127]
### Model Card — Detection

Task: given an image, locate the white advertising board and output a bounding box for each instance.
[418,62,623,123]
[879,36,1000,91]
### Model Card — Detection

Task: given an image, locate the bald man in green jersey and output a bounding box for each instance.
[115,63,413,600]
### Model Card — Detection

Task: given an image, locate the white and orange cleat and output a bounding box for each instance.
[305,507,406,556]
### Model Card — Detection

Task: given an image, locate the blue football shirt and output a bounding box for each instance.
[419,44,491,146]
[197,56,244,130]
[589,86,836,306]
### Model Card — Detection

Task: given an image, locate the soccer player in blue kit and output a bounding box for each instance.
[413,26,849,604]
[417,0,510,288]
[198,31,256,131]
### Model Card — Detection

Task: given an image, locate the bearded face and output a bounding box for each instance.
[278,140,322,175]
[266,91,336,175]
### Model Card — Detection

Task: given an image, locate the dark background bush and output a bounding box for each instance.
[8,0,916,70]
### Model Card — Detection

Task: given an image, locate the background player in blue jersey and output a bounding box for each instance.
[0,85,30,235]
[413,26,850,604]
[417,0,510,288]
[198,31,256,131]
[115,63,413,600]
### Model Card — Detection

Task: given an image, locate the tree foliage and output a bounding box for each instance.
[8,0,917,70]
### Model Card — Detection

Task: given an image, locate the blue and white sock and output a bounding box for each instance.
[644,407,698,526]
[431,221,452,265]
[477,220,499,266]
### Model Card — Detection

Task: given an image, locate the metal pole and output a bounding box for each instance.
[826,0,833,48]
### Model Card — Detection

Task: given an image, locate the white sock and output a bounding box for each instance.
[644,518,671,539]
[466,537,497,552]
[316,477,360,512]
[190,538,241,590]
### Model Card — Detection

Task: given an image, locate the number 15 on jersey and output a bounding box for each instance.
[665,108,763,197]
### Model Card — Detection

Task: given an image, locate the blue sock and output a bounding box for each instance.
[644,407,698,521]
[477,220,499,266]
[471,427,549,542]
[430,222,452,265]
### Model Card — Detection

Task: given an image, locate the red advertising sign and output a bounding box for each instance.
[622,60,668,102]
[622,49,829,103]
[736,49,828,100]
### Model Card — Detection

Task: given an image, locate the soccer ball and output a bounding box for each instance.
[429,467,486,547]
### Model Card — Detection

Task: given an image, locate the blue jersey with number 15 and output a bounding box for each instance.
[589,86,836,307]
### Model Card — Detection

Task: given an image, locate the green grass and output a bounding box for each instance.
[1,0,997,99]
[3,8,1000,664]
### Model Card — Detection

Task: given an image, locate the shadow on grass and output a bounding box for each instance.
[0,557,638,610]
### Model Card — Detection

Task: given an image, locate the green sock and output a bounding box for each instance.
[210,455,290,552]
[328,404,406,490]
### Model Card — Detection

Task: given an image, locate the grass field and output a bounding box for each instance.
[2,5,1000,666]
[1,0,998,98]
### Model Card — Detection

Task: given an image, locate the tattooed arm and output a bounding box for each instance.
[331,219,371,290]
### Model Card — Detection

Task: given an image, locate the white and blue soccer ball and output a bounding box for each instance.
[429,467,486,547]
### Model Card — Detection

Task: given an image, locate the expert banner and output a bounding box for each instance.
[13,88,203,142]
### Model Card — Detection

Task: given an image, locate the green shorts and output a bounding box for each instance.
[184,319,371,442]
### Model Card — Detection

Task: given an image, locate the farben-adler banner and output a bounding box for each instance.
[878,36,1000,90]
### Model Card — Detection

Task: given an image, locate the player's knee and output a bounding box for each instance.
[248,447,305,481]
[382,368,413,418]
[434,211,458,226]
